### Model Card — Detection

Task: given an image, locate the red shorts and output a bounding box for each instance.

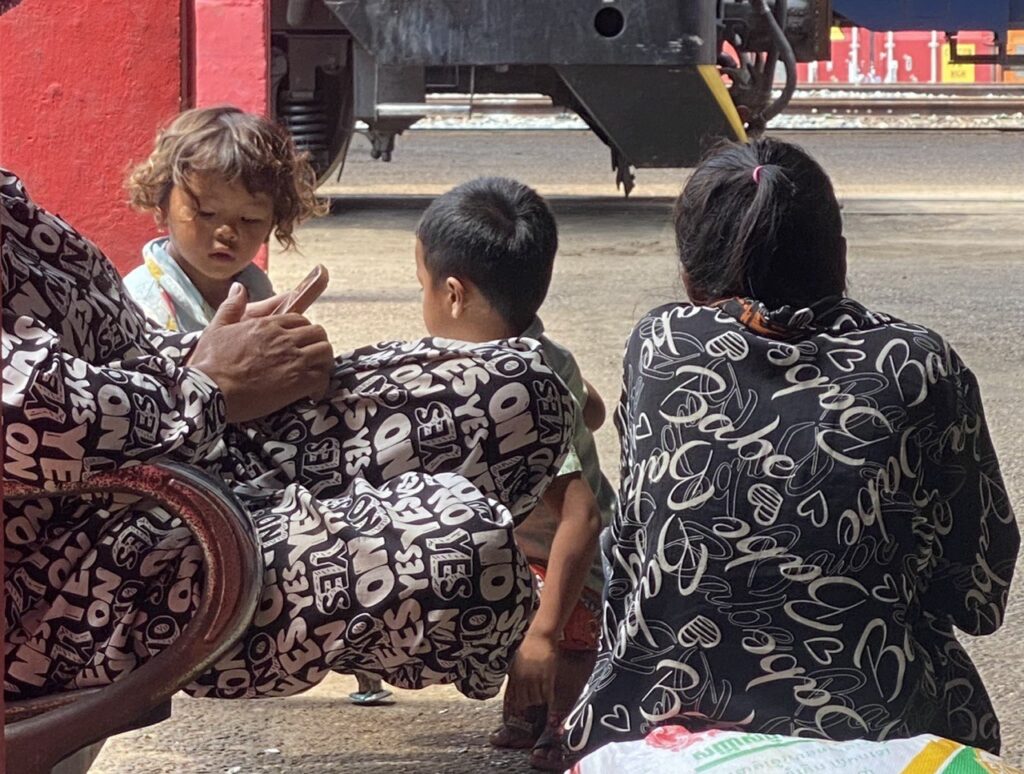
[530,563,601,652]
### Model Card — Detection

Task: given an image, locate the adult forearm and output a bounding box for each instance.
[3,316,227,483]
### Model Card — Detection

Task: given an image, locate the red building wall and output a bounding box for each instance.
[0,2,184,274]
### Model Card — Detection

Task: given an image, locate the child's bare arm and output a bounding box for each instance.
[582,378,606,431]
[507,473,601,709]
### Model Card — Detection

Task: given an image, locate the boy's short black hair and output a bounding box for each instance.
[416,177,558,332]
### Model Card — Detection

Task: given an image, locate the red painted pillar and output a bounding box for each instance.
[0,2,184,275]
[193,0,272,269]
[194,0,271,114]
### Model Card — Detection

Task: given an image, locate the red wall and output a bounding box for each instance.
[194,0,270,114]
[0,2,183,275]
[194,0,271,269]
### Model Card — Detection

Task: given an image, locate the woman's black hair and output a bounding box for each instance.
[674,137,846,308]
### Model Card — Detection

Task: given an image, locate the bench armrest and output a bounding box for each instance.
[4,463,262,774]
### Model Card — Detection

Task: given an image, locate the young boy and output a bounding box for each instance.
[414,177,615,771]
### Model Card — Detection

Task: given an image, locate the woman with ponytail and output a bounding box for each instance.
[564,138,1017,758]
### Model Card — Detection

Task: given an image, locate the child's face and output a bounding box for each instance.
[160,173,274,284]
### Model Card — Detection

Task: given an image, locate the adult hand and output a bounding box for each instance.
[506,630,557,711]
[187,283,334,422]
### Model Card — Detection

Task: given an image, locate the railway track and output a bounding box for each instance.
[419,85,1024,118]
[789,88,1024,115]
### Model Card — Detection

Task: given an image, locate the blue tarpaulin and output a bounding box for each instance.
[833,0,1020,32]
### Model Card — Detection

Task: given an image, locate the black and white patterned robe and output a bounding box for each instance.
[565,298,1018,755]
[2,169,575,702]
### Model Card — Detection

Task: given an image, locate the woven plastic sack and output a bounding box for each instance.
[569,727,1022,774]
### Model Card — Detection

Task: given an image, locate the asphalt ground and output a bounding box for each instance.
[94,130,1024,773]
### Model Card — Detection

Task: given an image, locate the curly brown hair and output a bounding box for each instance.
[127,106,328,250]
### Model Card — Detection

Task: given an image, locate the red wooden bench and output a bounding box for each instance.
[4,463,262,774]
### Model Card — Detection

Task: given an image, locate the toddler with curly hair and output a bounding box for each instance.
[124,105,327,331]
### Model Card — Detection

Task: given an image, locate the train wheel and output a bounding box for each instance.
[274,37,355,185]
[316,58,355,185]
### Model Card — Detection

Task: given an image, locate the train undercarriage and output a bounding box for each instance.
[270,0,1024,192]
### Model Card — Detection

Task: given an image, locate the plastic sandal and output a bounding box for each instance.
[348,687,394,706]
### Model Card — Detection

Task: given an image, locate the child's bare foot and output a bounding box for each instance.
[493,643,596,762]
[489,705,546,748]
[529,723,571,771]
[525,649,596,770]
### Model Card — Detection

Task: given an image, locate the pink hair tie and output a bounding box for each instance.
[752,165,765,184]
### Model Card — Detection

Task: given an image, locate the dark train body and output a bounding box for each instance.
[271,0,1024,189]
